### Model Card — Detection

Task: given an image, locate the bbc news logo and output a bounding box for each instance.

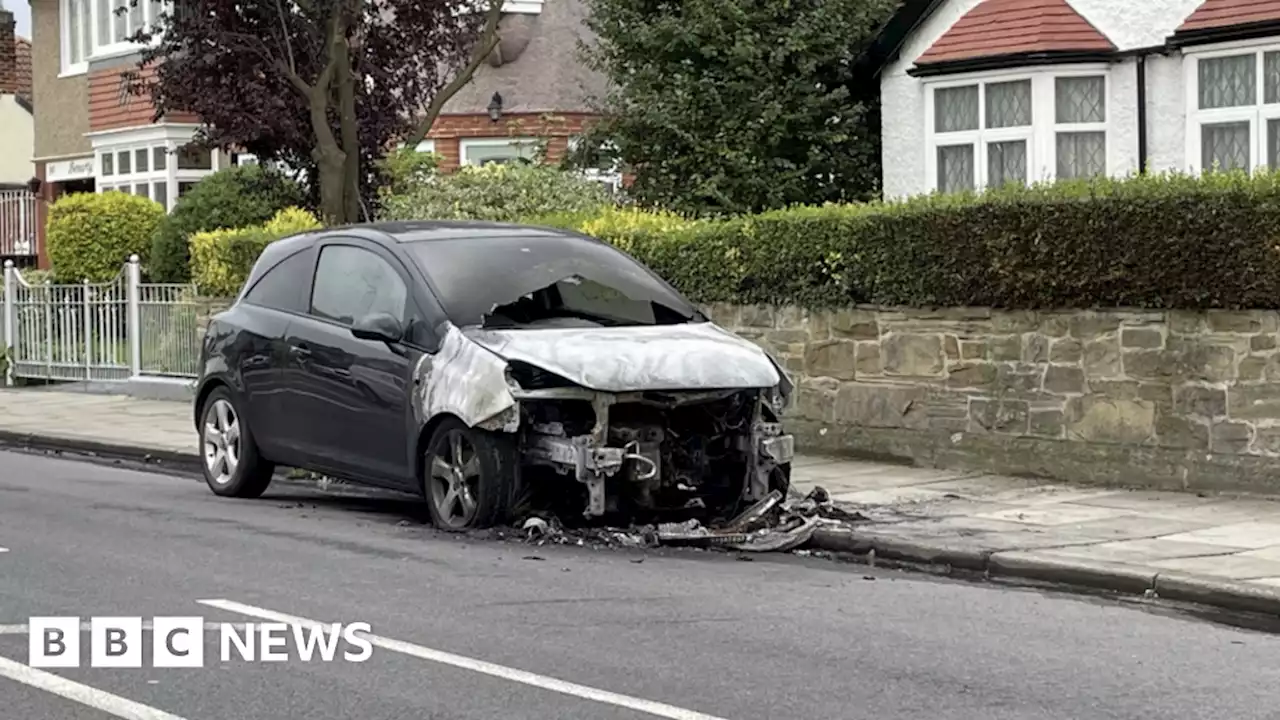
[28,617,373,668]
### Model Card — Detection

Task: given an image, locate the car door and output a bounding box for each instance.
[229,245,317,462]
[279,239,423,488]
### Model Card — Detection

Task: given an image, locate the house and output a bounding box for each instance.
[29,0,605,267]
[869,0,1280,199]
[0,8,35,257]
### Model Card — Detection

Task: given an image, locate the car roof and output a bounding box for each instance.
[345,220,586,243]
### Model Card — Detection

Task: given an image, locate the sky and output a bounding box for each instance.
[4,1,32,38]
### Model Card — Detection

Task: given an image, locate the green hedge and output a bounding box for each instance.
[150,164,307,283]
[537,172,1280,310]
[379,163,613,223]
[47,191,166,283]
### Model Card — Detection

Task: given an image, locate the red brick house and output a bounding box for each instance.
[29,0,608,267]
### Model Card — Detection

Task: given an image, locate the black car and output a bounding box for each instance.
[194,221,795,529]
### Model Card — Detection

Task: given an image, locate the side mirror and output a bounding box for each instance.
[351,313,404,344]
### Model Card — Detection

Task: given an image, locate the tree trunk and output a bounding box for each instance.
[335,32,361,222]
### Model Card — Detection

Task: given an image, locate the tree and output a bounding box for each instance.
[577,0,897,216]
[129,0,505,224]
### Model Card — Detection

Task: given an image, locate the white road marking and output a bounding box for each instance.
[199,598,732,720]
[0,622,249,635]
[0,655,191,720]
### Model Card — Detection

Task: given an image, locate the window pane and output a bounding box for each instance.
[149,0,162,25]
[985,80,1032,128]
[153,180,167,210]
[100,152,114,176]
[1056,132,1106,179]
[153,146,167,170]
[1267,52,1280,104]
[178,181,198,197]
[1202,121,1251,172]
[987,140,1027,188]
[1199,54,1255,109]
[134,183,148,197]
[937,144,974,193]
[934,85,978,132]
[462,141,537,166]
[97,0,110,45]
[177,144,212,170]
[310,245,408,326]
[80,0,91,62]
[245,249,314,313]
[128,0,142,34]
[117,150,131,175]
[68,0,82,64]
[1056,76,1105,123]
[112,0,127,42]
[134,148,149,172]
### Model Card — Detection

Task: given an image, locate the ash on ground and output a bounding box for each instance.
[511,487,870,553]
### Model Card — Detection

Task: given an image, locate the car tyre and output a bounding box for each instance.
[422,418,517,531]
[199,387,275,498]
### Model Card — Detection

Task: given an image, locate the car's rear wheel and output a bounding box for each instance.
[200,387,274,498]
[423,418,516,531]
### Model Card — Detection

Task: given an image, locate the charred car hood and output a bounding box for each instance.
[462,322,784,393]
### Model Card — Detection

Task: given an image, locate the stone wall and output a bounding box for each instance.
[706,304,1280,494]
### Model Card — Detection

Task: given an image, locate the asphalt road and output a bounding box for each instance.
[1,450,1279,720]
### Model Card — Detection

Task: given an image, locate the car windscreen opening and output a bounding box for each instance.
[408,235,702,329]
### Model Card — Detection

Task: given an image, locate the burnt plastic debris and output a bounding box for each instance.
[516,485,869,554]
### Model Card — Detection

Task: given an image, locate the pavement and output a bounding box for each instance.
[5,388,1280,618]
[3,450,1280,719]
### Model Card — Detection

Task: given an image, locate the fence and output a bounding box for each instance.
[0,190,36,257]
[1,255,202,383]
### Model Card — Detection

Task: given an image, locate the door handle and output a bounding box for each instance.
[289,344,312,359]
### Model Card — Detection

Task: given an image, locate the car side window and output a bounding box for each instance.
[310,244,409,326]
[243,250,313,313]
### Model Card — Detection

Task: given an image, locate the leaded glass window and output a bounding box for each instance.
[1199,54,1255,110]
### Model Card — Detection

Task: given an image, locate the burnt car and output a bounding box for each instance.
[193,221,795,529]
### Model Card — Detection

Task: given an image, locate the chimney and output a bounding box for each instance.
[0,9,15,96]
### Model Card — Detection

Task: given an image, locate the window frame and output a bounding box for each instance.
[60,0,170,76]
[1184,39,1280,174]
[459,137,540,166]
[923,65,1111,193]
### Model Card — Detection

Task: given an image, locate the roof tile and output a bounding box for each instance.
[15,37,30,103]
[1178,0,1280,33]
[916,0,1116,66]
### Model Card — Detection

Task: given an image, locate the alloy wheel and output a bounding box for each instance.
[203,398,241,485]
[429,430,482,529]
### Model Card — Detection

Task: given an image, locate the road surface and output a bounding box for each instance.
[0,449,1277,720]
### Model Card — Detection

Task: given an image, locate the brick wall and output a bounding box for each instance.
[89,64,198,132]
[0,10,16,96]
[427,112,597,171]
[708,303,1280,494]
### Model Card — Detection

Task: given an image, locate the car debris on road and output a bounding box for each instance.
[516,486,868,554]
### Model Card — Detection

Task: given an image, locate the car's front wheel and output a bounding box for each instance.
[200,387,275,498]
[422,418,516,531]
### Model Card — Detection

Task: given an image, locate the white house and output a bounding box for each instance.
[870,0,1280,198]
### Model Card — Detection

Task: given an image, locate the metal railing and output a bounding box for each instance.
[1,255,202,383]
[0,190,37,256]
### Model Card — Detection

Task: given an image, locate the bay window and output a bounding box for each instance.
[1186,44,1280,173]
[926,69,1109,193]
[95,137,218,212]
